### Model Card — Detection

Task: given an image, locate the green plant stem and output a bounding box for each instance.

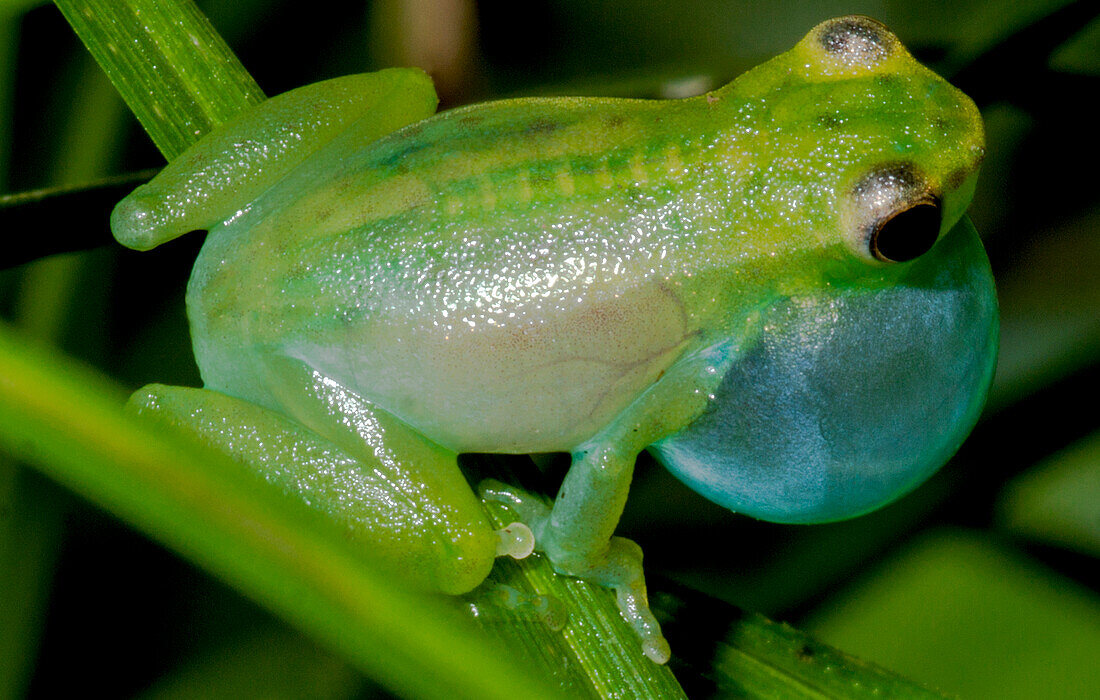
[0,323,563,700]
[53,0,264,160]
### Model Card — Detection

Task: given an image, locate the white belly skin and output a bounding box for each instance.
[187,191,706,454]
[289,277,694,453]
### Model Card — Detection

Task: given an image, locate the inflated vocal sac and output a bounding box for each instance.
[652,219,998,523]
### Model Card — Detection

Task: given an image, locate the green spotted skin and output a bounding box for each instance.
[183,21,982,454]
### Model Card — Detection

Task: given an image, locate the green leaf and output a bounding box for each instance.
[804,530,1100,699]
[0,322,563,700]
[53,0,264,160]
[997,430,1100,557]
[137,625,365,700]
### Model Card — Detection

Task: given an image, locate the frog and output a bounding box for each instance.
[111,15,997,664]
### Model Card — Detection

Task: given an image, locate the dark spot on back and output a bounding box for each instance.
[572,156,598,175]
[526,118,559,135]
[814,112,841,129]
[459,113,484,128]
[604,114,626,129]
[873,74,899,90]
[817,16,894,68]
[529,162,557,184]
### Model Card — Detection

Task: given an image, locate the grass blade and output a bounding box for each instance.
[53,0,264,160]
[0,322,563,700]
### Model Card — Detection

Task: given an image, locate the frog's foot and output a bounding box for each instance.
[478,479,670,664]
[555,536,671,664]
[495,522,535,559]
[482,584,568,631]
[479,478,552,528]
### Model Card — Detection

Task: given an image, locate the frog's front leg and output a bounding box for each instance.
[483,443,665,662]
[482,346,728,664]
[129,379,533,595]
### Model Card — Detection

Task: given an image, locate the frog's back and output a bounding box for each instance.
[188,15,987,454]
[188,96,715,452]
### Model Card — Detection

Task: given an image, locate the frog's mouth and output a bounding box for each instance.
[651,218,998,523]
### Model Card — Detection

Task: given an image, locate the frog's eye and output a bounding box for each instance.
[846,164,942,263]
[871,195,941,262]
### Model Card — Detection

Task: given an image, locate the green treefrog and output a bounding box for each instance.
[112,16,997,664]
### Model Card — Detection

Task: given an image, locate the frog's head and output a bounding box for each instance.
[651,17,997,523]
[730,15,986,265]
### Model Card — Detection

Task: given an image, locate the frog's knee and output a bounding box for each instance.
[111,193,166,251]
[422,520,534,594]
[423,521,499,595]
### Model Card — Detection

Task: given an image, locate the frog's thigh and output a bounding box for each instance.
[129,383,496,595]
[112,69,438,250]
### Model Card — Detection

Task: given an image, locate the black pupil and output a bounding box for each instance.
[873,202,941,262]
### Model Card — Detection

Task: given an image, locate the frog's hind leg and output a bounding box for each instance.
[129,382,517,595]
[111,68,438,251]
